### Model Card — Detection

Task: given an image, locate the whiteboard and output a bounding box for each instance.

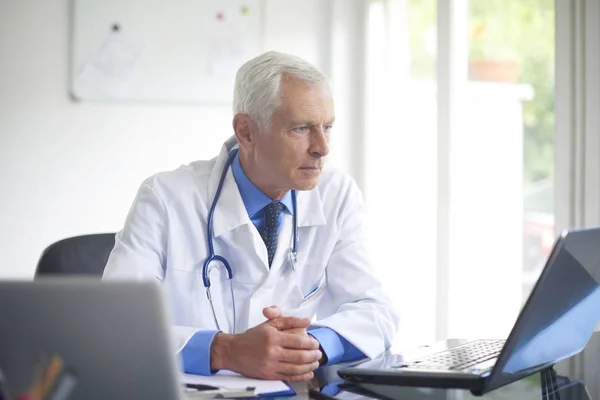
[70,0,264,103]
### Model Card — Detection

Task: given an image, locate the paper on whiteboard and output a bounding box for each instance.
[77,30,147,98]
[203,5,256,78]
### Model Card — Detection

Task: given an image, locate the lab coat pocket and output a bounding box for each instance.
[165,264,233,332]
[282,271,327,318]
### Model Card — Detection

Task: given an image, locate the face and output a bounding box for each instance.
[235,77,334,200]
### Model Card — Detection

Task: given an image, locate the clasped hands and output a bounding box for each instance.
[210,305,323,381]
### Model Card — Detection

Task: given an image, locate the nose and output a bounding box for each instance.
[309,126,330,158]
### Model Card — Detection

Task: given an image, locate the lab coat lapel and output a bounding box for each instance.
[269,187,327,275]
[208,137,270,268]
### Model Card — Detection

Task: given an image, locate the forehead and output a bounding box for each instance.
[276,77,334,122]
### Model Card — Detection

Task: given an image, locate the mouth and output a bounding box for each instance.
[299,166,321,170]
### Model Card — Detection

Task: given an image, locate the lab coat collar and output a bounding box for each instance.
[209,137,326,238]
[209,137,250,238]
[296,187,326,228]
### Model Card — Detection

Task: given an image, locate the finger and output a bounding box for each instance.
[275,371,315,382]
[278,331,320,350]
[284,327,308,336]
[269,316,311,331]
[276,361,321,378]
[278,349,323,364]
[263,305,284,320]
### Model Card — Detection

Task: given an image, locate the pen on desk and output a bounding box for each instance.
[185,386,256,399]
[185,383,220,391]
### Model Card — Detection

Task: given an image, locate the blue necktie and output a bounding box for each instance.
[260,202,284,267]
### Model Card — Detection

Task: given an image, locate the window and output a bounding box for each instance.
[364,0,555,347]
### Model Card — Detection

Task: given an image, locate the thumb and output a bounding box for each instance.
[263,305,284,320]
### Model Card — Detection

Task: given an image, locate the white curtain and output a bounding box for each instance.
[554,0,600,396]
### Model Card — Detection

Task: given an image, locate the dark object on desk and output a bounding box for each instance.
[309,388,339,400]
[339,227,600,396]
[35,233,116,276]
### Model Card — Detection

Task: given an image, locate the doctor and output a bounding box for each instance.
[103,51,399,381]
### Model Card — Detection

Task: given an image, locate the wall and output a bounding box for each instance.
[0,0,349,278]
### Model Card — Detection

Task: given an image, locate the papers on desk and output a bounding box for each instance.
[182,370,295,398]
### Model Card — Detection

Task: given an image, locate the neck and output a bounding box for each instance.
[238,152,288,201]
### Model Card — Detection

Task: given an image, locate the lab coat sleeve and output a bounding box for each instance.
[103,181,167,281]
[311,179,400,359]
[102,180,206,356]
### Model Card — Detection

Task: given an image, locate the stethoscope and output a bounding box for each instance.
[203,148,299,332]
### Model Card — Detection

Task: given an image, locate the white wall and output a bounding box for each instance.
[0,0,344,278]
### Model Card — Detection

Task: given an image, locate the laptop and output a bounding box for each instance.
[335,371,591,400]
[338,227,600,396]
[0,280,183,400]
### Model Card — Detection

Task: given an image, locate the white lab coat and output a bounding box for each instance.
[103,136,399,359]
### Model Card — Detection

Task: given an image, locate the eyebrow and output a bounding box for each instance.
[290,118,336,126]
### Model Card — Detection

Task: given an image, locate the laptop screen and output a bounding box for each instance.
[486,228,600,392]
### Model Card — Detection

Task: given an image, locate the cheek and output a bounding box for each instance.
[258,139,305,172]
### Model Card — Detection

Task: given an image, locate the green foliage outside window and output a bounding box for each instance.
[407,0,555,186]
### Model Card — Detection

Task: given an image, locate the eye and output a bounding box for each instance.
[324,125,333,132]
[293,126,309,133]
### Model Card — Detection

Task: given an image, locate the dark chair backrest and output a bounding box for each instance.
[35,233,116,277]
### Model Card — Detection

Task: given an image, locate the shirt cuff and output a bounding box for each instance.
[179,330,220,375]
[309,327,367,366]
[309,327,346,365]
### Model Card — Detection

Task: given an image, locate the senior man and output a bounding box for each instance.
[103,51,399,381]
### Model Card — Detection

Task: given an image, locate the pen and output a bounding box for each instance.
[185,386,256,399]
[185,384,220,391]
[304,286,319,299]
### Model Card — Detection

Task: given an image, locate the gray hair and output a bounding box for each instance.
[233,51,328,132]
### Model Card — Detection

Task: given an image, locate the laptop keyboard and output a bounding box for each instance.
[395,339,505,371]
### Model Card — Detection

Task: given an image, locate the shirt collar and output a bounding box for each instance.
[231,152,294,217]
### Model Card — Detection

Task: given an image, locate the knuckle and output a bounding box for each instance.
[265,346,278,360]
[314,350,323,361]
[305,337,317,349]
[264,330,278,345]
[284,364,300,376]
[298,352,310,364]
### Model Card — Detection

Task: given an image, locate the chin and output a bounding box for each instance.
[293,179,319,191]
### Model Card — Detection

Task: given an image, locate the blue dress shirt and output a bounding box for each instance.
[180,153,365,375]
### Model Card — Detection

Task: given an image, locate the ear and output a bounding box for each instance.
[232,114,256,152]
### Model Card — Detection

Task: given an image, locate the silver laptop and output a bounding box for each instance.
[339,227,600,396]
[0,280,182,400]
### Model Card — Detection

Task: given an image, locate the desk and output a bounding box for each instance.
[285,332,600,400]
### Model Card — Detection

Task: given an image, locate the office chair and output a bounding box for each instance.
[35,233,116,277]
